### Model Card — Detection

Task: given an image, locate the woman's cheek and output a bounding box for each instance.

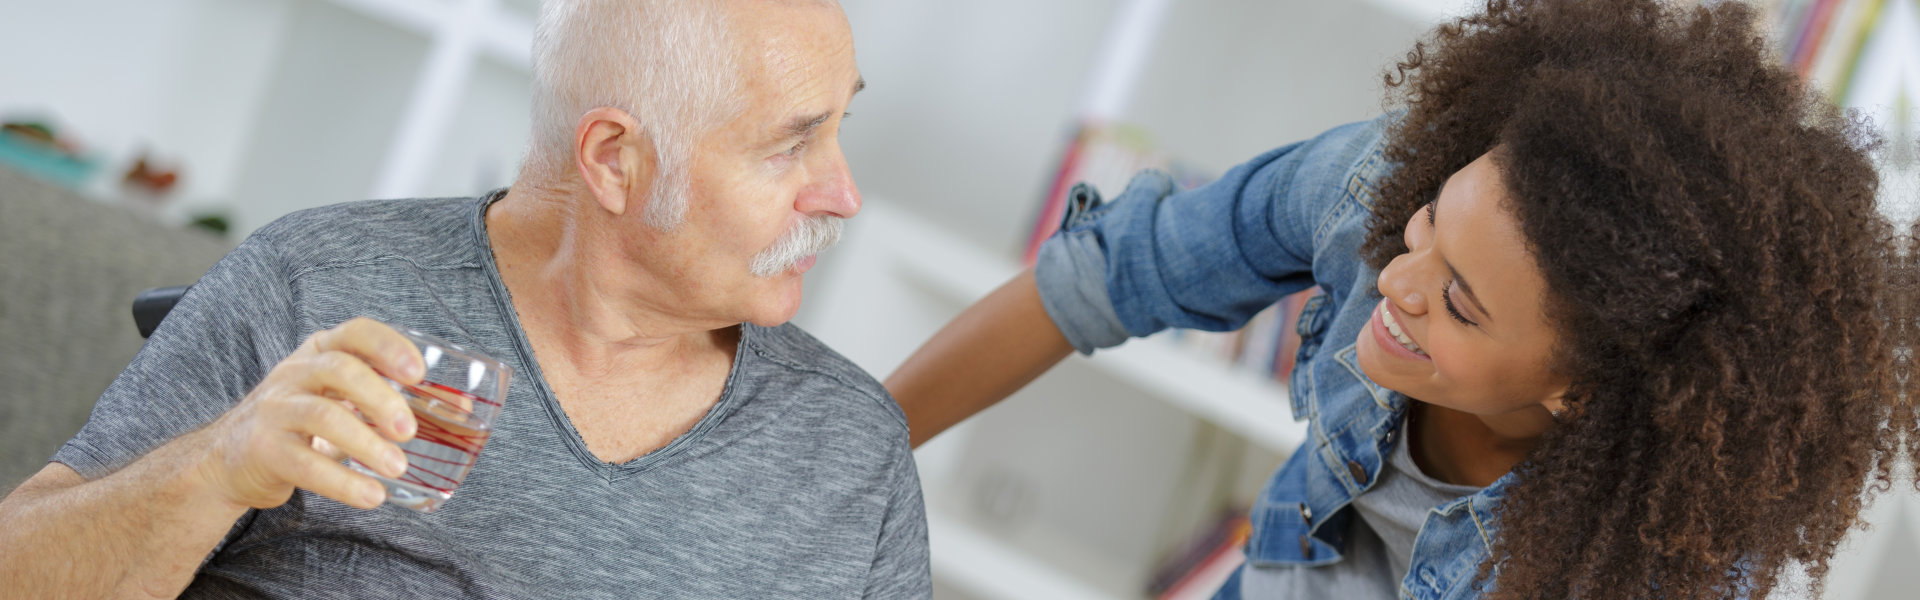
[1426,333,1463,384]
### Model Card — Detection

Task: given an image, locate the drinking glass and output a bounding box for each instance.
[347,326,511,513]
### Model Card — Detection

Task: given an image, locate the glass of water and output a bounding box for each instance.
[348,326,511,513]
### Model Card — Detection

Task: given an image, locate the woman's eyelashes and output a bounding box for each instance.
[1424,201,1476,326]
[1442,281,1477,326]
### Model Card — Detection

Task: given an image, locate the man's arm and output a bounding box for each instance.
[862,446,931,599]
[0,450,248,598]
[0,319,426,598]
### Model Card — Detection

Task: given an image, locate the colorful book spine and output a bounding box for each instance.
[1148,510,1252,600]
[1022,122,1188,265]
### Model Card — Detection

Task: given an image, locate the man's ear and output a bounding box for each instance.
[573,107,657,217]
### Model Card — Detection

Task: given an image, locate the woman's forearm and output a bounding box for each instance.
[886,268,1075,447]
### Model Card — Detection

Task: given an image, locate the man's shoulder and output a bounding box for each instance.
[249,196,485,276]
[739,323,908,437]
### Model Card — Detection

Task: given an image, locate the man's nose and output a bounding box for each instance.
[798,152,861,219]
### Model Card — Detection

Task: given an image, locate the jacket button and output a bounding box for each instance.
[1299,503,1312,524]
[1347,460,1368,485]
[1299,535,1314,559]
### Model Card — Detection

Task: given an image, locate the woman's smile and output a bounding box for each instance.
[1373,299,1430,360]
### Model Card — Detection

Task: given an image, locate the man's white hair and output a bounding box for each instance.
[527,0,743,229]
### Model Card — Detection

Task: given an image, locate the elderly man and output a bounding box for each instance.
[0,0,928,597]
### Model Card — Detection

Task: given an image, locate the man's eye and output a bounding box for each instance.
[781,140,809,157]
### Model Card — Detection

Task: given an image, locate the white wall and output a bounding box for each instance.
[0,0,530,235]
[222,0,430,234]
[0,0,295,205]
[1128,0,1428,174]
[833,0,1121,256]
[0,0,292,205]
[420,59,531,199]
[828,0,1433,259]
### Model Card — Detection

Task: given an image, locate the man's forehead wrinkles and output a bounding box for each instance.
[722,0,858,148]
[760,38,851,87]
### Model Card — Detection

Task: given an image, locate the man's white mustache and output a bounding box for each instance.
[750,216,844,277]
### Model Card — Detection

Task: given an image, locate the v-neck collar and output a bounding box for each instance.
[468,189,752,481]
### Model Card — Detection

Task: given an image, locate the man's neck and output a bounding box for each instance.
[485,181,737,381]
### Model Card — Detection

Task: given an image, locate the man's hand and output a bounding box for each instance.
[0,317,437,598]
[195,317,426,510]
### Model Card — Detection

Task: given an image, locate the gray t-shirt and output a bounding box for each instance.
[1238,416,1480,599]
[52,193,931,599]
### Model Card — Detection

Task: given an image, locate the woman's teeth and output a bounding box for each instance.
[1380,304,1428,357]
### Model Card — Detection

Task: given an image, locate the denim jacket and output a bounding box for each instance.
[1034,115,1515,600]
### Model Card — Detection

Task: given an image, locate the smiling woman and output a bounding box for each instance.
[885,0,1899,598]
[1356,0,1897,595]
[1358,153,1570,439]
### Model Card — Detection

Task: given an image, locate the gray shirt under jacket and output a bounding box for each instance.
[1239,415,1482,599]
[51,192,932,599]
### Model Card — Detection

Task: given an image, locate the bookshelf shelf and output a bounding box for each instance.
[928,509,1132,600]
[1099,336,1305,453]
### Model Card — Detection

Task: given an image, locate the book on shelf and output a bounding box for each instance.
[1769,0,1896,105]
[1021,121,1211,266]
[1147,509,1251,600]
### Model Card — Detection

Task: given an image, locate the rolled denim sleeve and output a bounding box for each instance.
[1035,211,1131,354]
[1034,117,1387,354]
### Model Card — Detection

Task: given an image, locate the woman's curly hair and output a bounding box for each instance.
[1357,0,1899,598]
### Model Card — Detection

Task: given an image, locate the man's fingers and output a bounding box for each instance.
[276,445,391,510]
[313,398,360,459]
[311,436,345,461]
[307,350,416,441]
[311,317,424,384]
[286,394,409,480]
[213,320,425,512]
